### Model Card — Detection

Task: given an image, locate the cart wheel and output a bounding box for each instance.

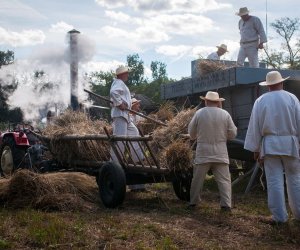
[172,171,192,201]
[98,162,126,208]
[0,136,26,176]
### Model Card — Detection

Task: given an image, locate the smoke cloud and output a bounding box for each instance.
[0,33,95,122]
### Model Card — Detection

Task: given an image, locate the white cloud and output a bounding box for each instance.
[81,60,124,74]
[49,21,74,33]
[0,0,47,21]
[150,14,214,35]
[95,0,231,13]
[105,10,131,22]
[95,0,130,9]
[100,25,169,44]
[156,45,192,57]
[0,27,45,47]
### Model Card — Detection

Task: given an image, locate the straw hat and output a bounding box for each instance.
[200,91,225,102]
[131,98,141,106]
[259,71,290,86]
[116,65,129,76]
[216,44,228,52]
[236,7,250,16]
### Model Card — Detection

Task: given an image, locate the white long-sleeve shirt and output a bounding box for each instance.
[207,52,220,60]
[110,78,132,122]
[239,16,267,46]
[188,107,237,164]
[244,90,300,158]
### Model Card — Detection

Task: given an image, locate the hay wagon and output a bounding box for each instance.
[161,61,300,191]
[37,129,192,208]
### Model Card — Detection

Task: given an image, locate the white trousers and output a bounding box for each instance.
[237,45,259,68]
[264,155,300,222]
[190,162,232,208]
[110,117,144,163]
[111,117,145,190]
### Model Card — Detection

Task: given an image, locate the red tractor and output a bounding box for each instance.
[0,123,41,176]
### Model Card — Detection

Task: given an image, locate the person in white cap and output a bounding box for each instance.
[188,91,237,211]
[207,44,228,60]
[245,71,300,225]
[110,65,136,162]
[236,7,267,68]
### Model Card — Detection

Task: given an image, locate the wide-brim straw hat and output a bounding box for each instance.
[259,71,290,86]
[236,7,249,16]
[216,44,228,52]
[131,97,141,106]
[200,91,225,102]
[116,65,129,76]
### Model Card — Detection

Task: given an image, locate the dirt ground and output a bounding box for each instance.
[0,177,300,249]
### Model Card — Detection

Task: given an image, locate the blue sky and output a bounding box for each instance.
[1,0,299,80]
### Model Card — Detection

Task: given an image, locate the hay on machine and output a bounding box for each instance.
[197,60,229,75]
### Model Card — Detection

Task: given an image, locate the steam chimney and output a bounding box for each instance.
[68,29,80,110]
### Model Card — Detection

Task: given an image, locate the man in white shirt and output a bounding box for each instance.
[110,65,136,163]
[244,71,300,224]
[188,91,237,211]
[207,44,228,60]
[236,7,267,67]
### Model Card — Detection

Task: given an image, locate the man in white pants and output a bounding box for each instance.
[188,91,237,211]
[236,7,267,67]
[110,65,135,163]
[245,71,300,224]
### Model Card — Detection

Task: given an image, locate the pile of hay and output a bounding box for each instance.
[42,110,111,163]
[0,170,99,211]
[198,60,229,75]
[156,101,177,122]
[150,107,196,154]
[160,140,193,171]
[136,102,176,135]
[148,108,196,171]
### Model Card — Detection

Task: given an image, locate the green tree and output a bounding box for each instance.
[88,70,114,96]
[150,61,168,83]
[127,54,145,86]
[264,17,300,69]
[0,50,23,123]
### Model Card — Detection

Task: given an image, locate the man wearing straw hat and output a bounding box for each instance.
[188,91,237,211]
[207,44,228,60]
[236,7,267,68]
[245,71,300,225]
[110,65,136,163]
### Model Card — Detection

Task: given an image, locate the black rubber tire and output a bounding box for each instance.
[98,162,126,208]
[172,170,193,201]
[0,136,26,175]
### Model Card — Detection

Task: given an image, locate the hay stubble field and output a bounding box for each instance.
[0,171,299,250]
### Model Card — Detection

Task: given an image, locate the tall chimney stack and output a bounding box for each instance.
[68,29,80,110]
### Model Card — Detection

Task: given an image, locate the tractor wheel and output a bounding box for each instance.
[98,162,126,208]
[0,136,26,176]
[172,170,193,201]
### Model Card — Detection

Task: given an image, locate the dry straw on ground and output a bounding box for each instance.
[198,60,229,75]
[0,170,99,211]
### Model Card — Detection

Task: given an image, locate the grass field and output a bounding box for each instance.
[0,176,299,250]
